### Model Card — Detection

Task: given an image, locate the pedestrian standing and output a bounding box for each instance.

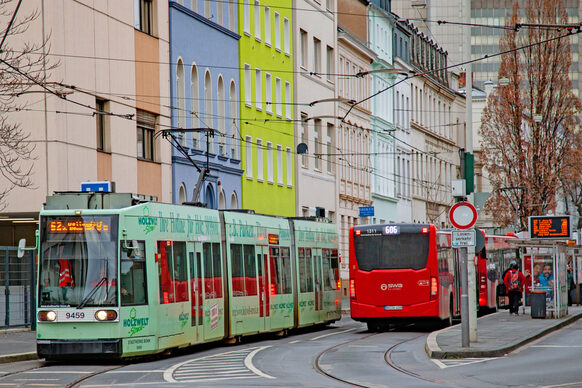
[504,261,526,315]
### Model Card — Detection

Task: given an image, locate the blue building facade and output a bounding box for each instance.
[169,1,242,209]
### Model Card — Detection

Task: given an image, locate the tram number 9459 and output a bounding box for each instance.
[65,312,85,319]
[383,226,399,235]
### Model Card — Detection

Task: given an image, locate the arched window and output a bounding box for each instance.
[217,76,226,155]
[205,184,215,209]
[229,80,238,159]
[204,70,213,153]
[230,192,238,209]
[191,64,200,149]
[219,189,226,209]
[176,59,185,144]
[178,183,186,204]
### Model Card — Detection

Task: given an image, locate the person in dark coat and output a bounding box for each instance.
[504,261,526,315]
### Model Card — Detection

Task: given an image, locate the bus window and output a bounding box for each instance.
[299,248,314,293]
[120,240,147,306]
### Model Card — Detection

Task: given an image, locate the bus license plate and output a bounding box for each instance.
[384,306,402,311]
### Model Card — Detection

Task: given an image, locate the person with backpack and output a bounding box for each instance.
[504,261,526,315]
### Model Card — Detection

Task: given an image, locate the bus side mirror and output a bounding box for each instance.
[17,238,27,258]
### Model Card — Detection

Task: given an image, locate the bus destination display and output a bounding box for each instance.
[529,216,571,239]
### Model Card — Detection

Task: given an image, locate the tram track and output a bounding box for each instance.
[314,323,448,387]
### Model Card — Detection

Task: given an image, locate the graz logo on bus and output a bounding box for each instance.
[138,206,157,234]
[380,283,403,291]
[417,280,429,287]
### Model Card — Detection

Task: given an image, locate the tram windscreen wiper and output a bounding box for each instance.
[76,277,107,309]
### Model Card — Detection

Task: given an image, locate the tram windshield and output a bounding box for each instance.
[354,228,429,271]
[38,215,119,307]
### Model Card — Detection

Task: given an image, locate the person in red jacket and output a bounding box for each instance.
[504,261,526,315]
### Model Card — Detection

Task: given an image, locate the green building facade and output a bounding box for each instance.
[238,0,295,216]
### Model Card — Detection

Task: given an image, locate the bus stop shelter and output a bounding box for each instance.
[512,240,569,319]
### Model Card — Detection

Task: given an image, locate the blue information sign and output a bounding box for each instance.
[80,181,113,192]
[359,206,374,217]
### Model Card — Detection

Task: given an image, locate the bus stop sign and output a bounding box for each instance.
[449,201,478,229]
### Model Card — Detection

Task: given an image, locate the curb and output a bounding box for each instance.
[0,352,38,364]
[426,312,582,359]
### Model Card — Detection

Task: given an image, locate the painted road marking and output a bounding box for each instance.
[432,357,499,369]
[310,328,356,341]
[532,345,582,348]
[542,382,582,388]
[164,346,275,383]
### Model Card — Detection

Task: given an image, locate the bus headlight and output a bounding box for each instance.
[95,310,117,321]
[38,310,57,321]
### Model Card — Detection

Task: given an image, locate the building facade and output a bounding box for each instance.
[292,0,338,221]
[169,1,242,209]
[238,0,295,216]
[0,0,172,245]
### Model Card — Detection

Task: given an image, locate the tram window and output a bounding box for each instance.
[280,247,292,293]
[323,249,333,291]
[243,245,257,296]
[230,244,245,296]
[120,240,147,306]
[173,242,188,302]
[158,241,175,304]
[212,243,223,298]
[298,247,314,293]
[203,243,215,298]
[269,247,281,294]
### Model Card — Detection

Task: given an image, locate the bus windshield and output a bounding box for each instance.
[354,229,429,271]
[38,215,118,307]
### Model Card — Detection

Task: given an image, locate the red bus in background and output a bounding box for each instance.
[349,224,461,331]
[476,232,520,310]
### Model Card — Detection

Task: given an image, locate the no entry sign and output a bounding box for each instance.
[449,202,478,229]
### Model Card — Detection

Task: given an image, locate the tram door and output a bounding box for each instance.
[257,245,270,331]
[187,242,204,342]
[313,248,323,312]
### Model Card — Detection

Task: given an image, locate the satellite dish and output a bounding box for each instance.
[297,143,308,154]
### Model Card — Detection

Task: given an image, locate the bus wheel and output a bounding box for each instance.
[367,322,377,332]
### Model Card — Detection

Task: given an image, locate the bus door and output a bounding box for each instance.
[453,249,462,315]
[313,248,323,312]
[187,242,204,342]
[257,245,270,331]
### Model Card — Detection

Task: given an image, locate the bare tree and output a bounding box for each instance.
[0,0,56,210]
[479,0,581,230]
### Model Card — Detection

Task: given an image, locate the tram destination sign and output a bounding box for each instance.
[529,215,572,239]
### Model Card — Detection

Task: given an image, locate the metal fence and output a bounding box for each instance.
[0,247,35,329]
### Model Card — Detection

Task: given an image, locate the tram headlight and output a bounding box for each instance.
[38,310,57,322]
[95,310,117,321]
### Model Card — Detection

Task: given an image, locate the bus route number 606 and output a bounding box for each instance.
[384,225,399,235]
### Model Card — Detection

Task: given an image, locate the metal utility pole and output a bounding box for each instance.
[464,0,478,343]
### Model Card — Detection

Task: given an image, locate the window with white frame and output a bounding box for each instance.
[255,68,262,110]
[284,81,291,120]
[313,37,321,74]
[326,123,333,173]
[264,6,271,45]
[246,135,253,178]
[300,113,308,168]
[134,0,154,35]
[314,119,321,170]
[274,12,280,50]
[275,77,282,116]
[243,0,250,34]
[191,64,200,149]
[267,141,273,182]
[265,73,272,114]
[204,70,213,153]
[254,0,261,40]
[244,64,251,106]
[256,138,263,181]
[283,18,290,54]
[205,0,211,18]
[229,81,237,159]
[286,147,292,186]
[326,46,333,81]
[300,29,307,68]
[277,145,283,185]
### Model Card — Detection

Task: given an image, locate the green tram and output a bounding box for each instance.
[34,192,341,360]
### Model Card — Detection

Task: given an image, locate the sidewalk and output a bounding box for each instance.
[426,305,582,359]
[0,329,37,364]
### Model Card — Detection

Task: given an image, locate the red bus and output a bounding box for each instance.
[349,223,461,330]
[476,231,519,310]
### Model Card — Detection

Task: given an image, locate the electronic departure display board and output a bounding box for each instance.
[529,215,571,239]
